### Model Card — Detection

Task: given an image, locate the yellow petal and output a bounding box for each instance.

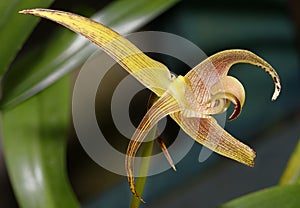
[126,76,193,201]
[157,136,176,171]
[170,113,256,167]
[185,49,281,103]
[126,92,181,202]
[19,9,172,96]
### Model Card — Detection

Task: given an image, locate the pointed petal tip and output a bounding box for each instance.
[271,90,281,101]
[132,193,146,203]
[246,150,256,167]
[18,10,27,14]
[227,108,241,121]
[129,180,146,203]
[227,117,235,122]
[19,9,39,15]
[248,160,255,167]
[19,8,55,15]
[227,97,242,121]
[272,74,281,101]
[239,154,255,167]
[137,195,146,203]
[234,151,255,167]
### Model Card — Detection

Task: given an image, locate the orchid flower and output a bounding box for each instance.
[20,9,281,202]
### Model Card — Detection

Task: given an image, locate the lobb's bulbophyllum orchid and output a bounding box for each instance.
[20,9,281,202]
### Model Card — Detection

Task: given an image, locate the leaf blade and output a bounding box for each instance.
[1,75,80,208]
[220,185,300,208]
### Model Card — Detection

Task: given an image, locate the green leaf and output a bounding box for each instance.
[1,75,80,208]
[0,0,180,109]
[220,185,300,208]
[0,0,54,75]
[279,139,300,185]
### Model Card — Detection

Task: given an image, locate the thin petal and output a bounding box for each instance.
[19,9,172,96]
[126,92,181,202]
[170,113,256,166]
[157,136,176,171]
[126,76,192,201]
[185,49,281,103]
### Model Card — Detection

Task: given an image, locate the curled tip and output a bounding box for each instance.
[271,86,281,101]
[228,101,241,121]
[257,61,281,101]
[270,69,281,101]
[228,111,239,121]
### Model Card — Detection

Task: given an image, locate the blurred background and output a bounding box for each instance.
[0,0,299,207]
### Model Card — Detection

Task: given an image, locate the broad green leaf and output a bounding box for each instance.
[1,75,79,208]
[220,185,300,208]
[0,0,180,109]
[279,139,300,185]
[0,0,54,75]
